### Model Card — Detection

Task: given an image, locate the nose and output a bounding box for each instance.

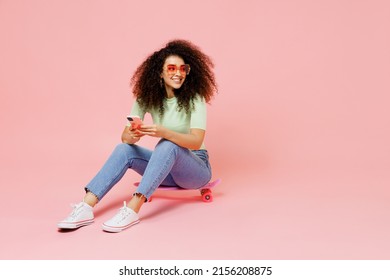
[173,69,183,77]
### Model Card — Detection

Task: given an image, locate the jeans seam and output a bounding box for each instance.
[91,158,129,200]
[146,144,177,198]
[95,152,147,199]
[170,147,211,189]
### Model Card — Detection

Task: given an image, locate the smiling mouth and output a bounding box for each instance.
[172,77,183,83]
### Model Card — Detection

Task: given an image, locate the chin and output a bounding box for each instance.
[171,84,183,89]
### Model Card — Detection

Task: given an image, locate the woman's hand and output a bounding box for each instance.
[137,124,167,138]
[121,126,144,144]
[128,123,205,150]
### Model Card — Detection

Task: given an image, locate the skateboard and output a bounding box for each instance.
[133,178,221,203]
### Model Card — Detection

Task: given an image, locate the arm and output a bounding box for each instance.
[164,127,205,150]
[138,125,205,150]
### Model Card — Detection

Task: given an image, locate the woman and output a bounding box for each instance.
[58,39,217,232]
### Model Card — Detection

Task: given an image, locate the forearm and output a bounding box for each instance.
[163,129,204,150]
[137,124,205,150]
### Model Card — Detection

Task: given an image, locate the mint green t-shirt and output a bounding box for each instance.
[128,95,207,149]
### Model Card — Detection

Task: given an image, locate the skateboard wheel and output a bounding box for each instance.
[201,190,213,202]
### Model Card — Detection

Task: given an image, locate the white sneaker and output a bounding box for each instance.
[102,201,140,232]
[57,201,94,229]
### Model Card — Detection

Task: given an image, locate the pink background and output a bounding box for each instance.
[1,0,389,259]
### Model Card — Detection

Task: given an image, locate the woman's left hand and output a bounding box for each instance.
[138,124,167,138]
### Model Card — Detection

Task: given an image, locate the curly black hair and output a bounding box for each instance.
[130,39,217,117]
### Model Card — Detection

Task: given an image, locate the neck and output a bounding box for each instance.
[165,86,175,98]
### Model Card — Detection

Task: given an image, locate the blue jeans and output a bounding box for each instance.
[85,139,212,201]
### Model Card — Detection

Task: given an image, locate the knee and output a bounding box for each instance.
[113,143,134,154]
[156,139,181,152]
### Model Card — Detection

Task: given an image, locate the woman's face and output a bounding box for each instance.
[161,55,190,93]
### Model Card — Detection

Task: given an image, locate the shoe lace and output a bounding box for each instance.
[118,201,130,217]
[69,202,83,218]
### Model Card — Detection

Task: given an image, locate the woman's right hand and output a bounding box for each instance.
[121,126,143,144]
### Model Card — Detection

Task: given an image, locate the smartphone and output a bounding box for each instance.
[127,115,143,129]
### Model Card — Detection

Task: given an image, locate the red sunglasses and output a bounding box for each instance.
[165,64,191,76]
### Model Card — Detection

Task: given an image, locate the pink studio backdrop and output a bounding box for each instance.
[1,0,390,259]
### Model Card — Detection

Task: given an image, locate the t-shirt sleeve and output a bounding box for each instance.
[190,96,207,130]
[126,100,146,126]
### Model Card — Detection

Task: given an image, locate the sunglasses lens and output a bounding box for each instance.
[166,64,190,75]
[167,65,177,74]
[179,65,187,75]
